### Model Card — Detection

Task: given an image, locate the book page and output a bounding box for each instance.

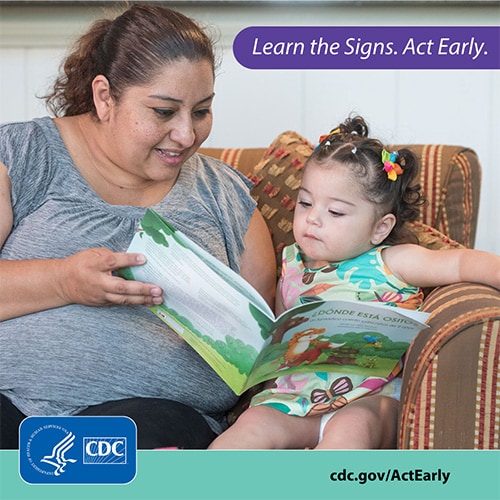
[170,221,273,317]
[242,300,430,392]
[122,210,276,394]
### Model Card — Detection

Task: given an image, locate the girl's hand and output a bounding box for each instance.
[58,248,163,307]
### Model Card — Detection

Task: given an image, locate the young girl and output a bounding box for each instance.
[209,115,500,450]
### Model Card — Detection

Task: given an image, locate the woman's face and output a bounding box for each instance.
[99,58,214,186]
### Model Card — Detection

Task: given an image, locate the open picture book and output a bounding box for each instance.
[120,209,430,395]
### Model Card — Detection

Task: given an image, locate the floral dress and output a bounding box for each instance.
[250,243,424,417]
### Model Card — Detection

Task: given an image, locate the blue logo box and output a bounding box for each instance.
[19,416,137,484]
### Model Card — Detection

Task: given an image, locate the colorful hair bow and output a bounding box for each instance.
[382,149,403,181]
[316,127,341,147]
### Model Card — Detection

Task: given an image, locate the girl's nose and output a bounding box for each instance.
[306,210,321,226]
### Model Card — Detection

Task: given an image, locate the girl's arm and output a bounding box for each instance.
[383,244,500,290]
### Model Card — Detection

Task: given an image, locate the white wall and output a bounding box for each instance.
[1,1,499,253]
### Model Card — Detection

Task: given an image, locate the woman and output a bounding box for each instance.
[0,4,275,449]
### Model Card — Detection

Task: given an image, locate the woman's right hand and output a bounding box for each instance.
[0,248,163,321]
[58,247,163,308]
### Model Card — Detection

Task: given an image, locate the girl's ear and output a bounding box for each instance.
[92,75,114,121]
[371,213,396,246]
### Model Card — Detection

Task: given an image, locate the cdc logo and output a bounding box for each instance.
[19,416,136,484]
[83,437,127,464]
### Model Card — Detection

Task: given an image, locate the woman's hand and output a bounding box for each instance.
[0,248,163,321]
[58,247,163,307]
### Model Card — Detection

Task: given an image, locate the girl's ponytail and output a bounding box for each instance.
[309,115,426,244]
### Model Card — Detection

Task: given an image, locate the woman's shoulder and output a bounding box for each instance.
[1,117,69,214]
[193,152,254,190]
[177,152,256,215]
[1,116,53,134]
[0,117,58,153]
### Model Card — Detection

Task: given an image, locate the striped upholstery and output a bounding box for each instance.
[205,147,265,174]
[399,284,500,449]
[398,145,481,249]
[201,133,499,449]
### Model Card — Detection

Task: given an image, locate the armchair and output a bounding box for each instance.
[201,130,500,449]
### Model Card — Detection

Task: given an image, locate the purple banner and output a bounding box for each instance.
[233,26,500,70]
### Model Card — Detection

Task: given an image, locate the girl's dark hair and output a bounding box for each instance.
[45,3,217,117]
[310,115,425,244]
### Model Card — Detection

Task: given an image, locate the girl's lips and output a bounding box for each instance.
[304,232,320,241]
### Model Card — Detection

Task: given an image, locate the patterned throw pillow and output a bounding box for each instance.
[247,130,314,275]
[409,220,462,251]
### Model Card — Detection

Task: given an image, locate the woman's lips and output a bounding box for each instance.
[155,148,185,165]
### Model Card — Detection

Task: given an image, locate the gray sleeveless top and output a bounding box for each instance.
[0,117,256,433]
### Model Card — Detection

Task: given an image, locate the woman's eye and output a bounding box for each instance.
[153,108,175,118]
[193,108,211,118]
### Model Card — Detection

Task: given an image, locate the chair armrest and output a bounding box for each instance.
[398,283,500,449]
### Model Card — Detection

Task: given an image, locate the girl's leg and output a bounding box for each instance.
[209,404,321,449]
[315,395,398,449]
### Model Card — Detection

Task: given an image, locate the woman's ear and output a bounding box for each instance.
[371,213,396,246]
[92,75,114,121]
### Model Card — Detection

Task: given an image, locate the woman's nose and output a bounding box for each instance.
[170,117,195,148]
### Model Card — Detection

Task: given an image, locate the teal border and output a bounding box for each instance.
[1,450,499,500]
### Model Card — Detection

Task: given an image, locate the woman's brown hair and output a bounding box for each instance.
[45,3,216,117]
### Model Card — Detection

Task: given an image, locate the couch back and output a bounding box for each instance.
[201,131,481,271]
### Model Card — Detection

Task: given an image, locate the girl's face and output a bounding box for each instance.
[96,58,214,187]
[293,160,390,266]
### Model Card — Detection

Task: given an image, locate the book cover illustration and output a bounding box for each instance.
[121,209,430,394]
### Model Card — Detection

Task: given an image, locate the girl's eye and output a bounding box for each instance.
[329,210,344,217]
[297,200,312,208]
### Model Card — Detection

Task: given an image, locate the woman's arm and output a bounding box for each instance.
[275,278,286,316]
[0,163,163,322]
[383,244,500,290]
[239,209,276,309]
[0,163,13,247]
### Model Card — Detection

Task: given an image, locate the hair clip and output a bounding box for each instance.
[381,149,403,181]
[316,127,342,147]
[351,146,357,154]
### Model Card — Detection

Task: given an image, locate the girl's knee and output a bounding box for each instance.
[235,405,320,449]
[235,405,277,428]
[319,396,398,449]
[231,405,287,444]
